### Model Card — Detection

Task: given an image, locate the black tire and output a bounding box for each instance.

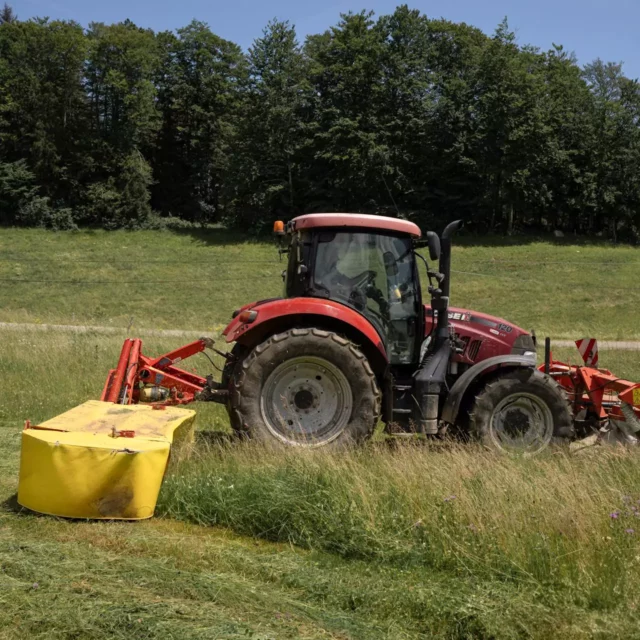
[469,368,573,455]
[221,343,250,435]
[228,328,381,447]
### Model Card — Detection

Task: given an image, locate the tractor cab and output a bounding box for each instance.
[278,214,428,365]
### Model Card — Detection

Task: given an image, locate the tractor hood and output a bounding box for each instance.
[425,306,536,364]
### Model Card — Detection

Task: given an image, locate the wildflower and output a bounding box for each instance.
[443,495,457,503]
[610,511,620,519]
[32,583,38,590]
[627,529,635,535]
[623,495,632,503]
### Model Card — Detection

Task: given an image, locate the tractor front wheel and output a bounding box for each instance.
[469,368,573,455]
[228,328,381,447]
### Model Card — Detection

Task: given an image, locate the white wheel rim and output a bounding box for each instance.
[489,392,554,454]
[260,356,353,447]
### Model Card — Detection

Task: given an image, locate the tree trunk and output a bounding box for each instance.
[288,157,294,213]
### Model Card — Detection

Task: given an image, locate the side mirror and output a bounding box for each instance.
[383,251,399,276]
[426,231,440,262]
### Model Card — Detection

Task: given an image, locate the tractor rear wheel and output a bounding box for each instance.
[469,368,573,455]
[228,328,381,447]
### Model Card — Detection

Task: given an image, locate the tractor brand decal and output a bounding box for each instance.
[576,338,599,367]
[633,388,640,407]
[445,312,515,334]
[470,315,498,329]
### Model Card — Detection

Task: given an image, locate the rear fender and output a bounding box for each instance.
[222,298,388,373]
[441,355,537,426]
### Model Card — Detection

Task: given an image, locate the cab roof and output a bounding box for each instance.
[290,213,421,238]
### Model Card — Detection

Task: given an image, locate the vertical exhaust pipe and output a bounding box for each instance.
[439,219,464,302]
[432,219,464,347]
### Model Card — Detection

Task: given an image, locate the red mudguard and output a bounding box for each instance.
[222,298,388,361]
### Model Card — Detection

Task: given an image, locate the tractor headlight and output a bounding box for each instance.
[511,334,536,356]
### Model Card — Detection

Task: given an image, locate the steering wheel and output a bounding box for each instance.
[338,271,390,321]
[343,270,377,290]
[330,270,376,311]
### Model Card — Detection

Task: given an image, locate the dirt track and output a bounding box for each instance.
[1,321,639,350]
[0,321,205,338]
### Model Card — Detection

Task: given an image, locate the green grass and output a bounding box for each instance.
[0,227,639,338]
[1,228,640,638]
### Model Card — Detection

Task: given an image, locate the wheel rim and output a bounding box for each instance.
[260,356,353,446]
[488,392,554,454]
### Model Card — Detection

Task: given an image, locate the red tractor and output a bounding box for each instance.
[102,213,640,454]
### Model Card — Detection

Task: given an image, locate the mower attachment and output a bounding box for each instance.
[18,400,196,519]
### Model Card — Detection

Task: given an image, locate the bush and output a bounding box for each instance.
[16,196,78,230]
[115,152,153,228]
[140,213,201,230]
[0,161,78,228]
[81,182,121,226]
[0,160,38,224]
[82,154,154,229]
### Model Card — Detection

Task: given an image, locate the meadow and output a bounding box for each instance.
[1,227,640,639]
[1,227,640,338]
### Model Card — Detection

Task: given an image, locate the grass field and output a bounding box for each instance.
[1,228,640,639]
[1,227,639,338]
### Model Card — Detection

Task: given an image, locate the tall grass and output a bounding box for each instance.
[160,442,640,613]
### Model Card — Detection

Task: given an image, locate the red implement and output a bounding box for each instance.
[100,338,222,407]
[540,356,640,439]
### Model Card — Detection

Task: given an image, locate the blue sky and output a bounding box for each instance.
[11,0,640,79]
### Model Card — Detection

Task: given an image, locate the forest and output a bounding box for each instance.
[0,3,639,239]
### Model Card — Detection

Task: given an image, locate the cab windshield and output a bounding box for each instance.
[312,231,419,364]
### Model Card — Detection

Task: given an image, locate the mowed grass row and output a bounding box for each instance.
[0,227,639,338]
[1,330,640,638]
